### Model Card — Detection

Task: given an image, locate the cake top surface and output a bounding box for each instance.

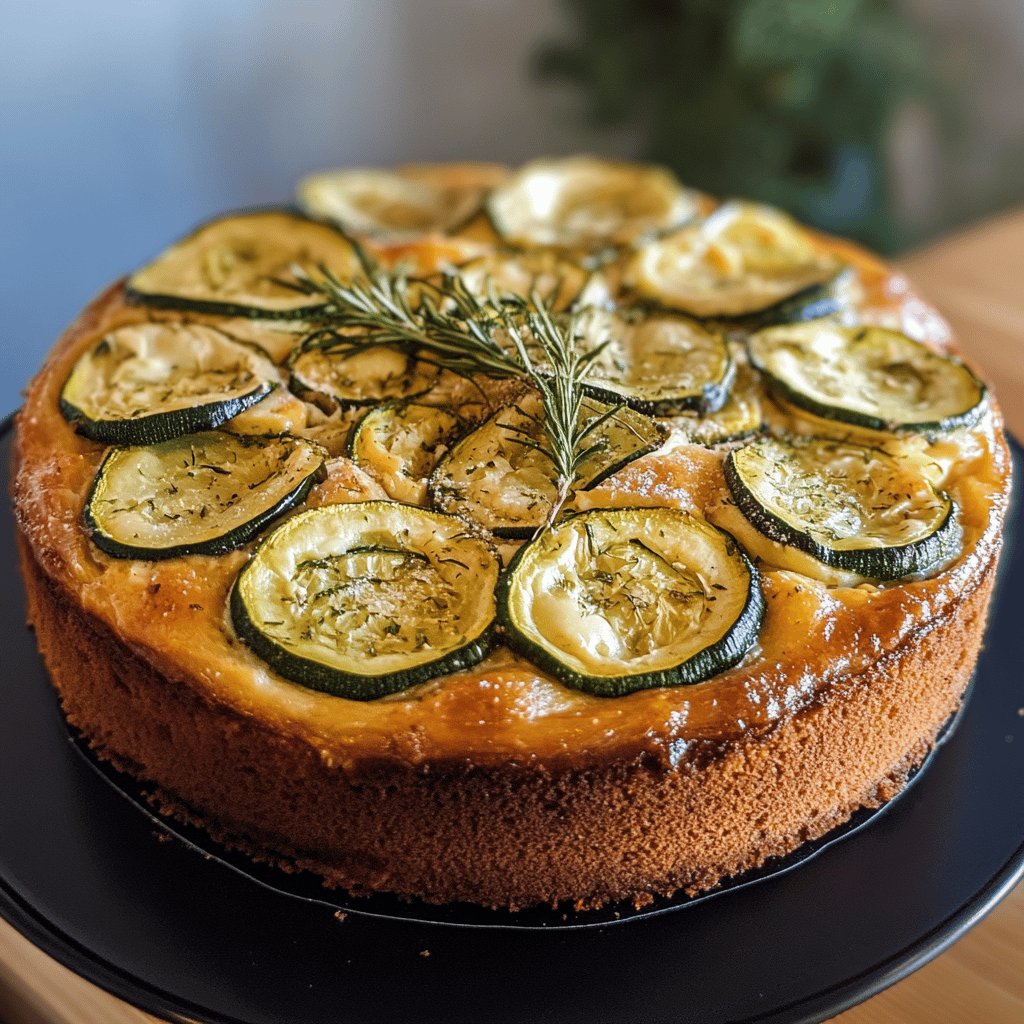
[13,156,1012,771]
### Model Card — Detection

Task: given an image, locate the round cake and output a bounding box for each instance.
[12,157,1012,910]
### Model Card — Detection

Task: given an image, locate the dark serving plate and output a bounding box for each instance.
[1,420,1022,1024]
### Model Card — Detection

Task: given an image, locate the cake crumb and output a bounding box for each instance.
[333,910,347,923]
[1016,708,1024,717]
[419,949,430,958]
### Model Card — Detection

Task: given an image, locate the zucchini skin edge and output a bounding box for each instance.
[300,189,486,241]
[59,382,276,446]
[747,344,988,436]
[580,418,670,490]
[123,205,351,321]
[579,355,735,416]
[495,514,766,697]
[229,578,497,701]
[483,196,698,253]
[669,414,764,448]
[709,271,851,329]
[123,287,330,322]
[344,399,463,462]
[287,348,440,410]
[629,269,851,329]
[723,451,964,581]
[83,444,326,561]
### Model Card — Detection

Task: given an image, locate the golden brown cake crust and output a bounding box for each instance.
[10,196,1013,909]
[20,531,996,908]
[11,280,1012,772]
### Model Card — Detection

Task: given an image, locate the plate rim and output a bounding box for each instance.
[2,804,1022,1024]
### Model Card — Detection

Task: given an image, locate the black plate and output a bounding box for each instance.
[2,421,1022,1024]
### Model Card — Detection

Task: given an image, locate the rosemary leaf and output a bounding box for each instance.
[289,257,627,530]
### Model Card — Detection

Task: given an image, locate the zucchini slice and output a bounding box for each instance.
[127,210,361,319]
[60,323,280,444]
[297,168,484,240]
[398,161,509,197]
[206,317,310,364]
[348,401,463,505]
[455,249,611,312]
[724,435,962,580]
[430,392,667,538]
[230,502,500,699]
[664,364,763,446]
[487,156,697,250]
[629,201,841,318]
[573,306,734,414]
[497,508,764,696]
[726,268,855,329]
[288,342,439,408]
[748,322,987,433]
[85,431,326,559]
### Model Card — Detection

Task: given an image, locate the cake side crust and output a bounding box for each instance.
[20,529,997,909]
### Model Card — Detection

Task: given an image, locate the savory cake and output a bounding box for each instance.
[12,157,1012,910]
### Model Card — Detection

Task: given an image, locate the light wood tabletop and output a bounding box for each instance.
[2,211,1022,1024]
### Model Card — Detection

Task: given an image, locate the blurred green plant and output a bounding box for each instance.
[537,0,955,252]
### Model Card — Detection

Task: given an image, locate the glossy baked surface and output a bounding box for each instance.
[12,216,1012,771]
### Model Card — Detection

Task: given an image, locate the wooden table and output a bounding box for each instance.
[2,212,1023,1024]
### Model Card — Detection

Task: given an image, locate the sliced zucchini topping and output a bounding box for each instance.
[664,364,763,446]
[207,317,310,364]
[724,436,962,580]
[289,343,439,408]
[497,508,764,696]
[429,396,556,538]
[85,432,326,559]
[455,249,610,312]
[60,323,280,444]
[86,162,981,699]
[732,268,855,328]
[348,401,463,505]
[127,211,361,319]
[629,201,841,318]
[748,322,987,433]
[487,156,697,250]
[231,502,499,699]
[297,168,484,240]
[429,392,666,538]
[397,161,509,194]
[573,307,734,414]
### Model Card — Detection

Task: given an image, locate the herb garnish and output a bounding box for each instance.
[285,254,628,529]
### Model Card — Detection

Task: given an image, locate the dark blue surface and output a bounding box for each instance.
[0,425,1021,1024]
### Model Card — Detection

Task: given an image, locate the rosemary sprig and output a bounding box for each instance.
[502,300,622,526]
[287,257,621,529]
[287,263,523,380]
